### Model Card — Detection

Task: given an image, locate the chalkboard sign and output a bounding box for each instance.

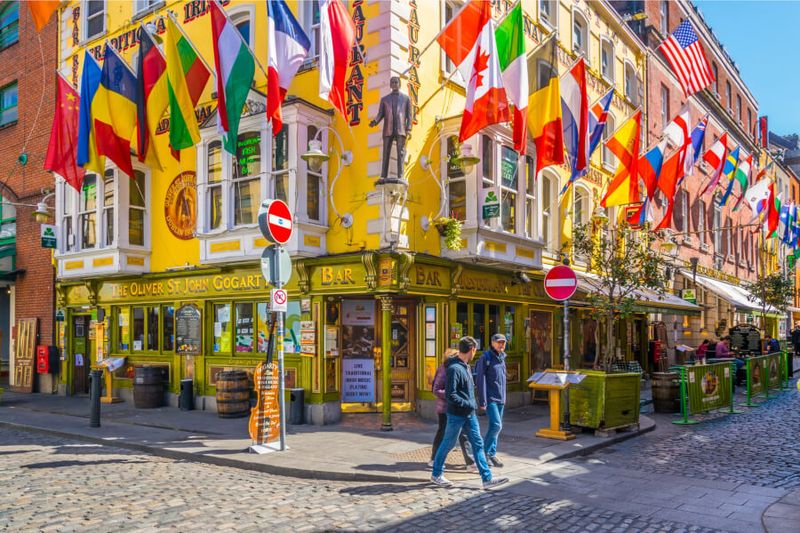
[176,304,202,355]
[729,324,761,353]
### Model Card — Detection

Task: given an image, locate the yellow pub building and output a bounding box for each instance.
[52,0,694,424]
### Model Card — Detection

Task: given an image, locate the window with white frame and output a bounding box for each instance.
[134,0,161,16]
[659,0,669,35]
[674,189,688,232]
[696,198,705,243]
[542,171,559,251]
[736,95,742,123]
[233,131,263,226]
[230,8,252,46]
[572,11,588,59]
[302,0,321,60]
[442,1,461,77]
[499,145,518,233]
[481,134,494,190]
[446,135,467,220]
[660,84,670,129]
[525,156,536,239]
[712,63,719,94]
[207,140,223,230]
[573,187,590,227]
[540,0,556,28]
[725,81,732,112]
[603,114,616,168]
[60,166,148,253]
[271,125,290,204]
[305,125,323,223]
[83,0,105,41]
[713,200,722,252]
[624,63,640,106]
[600,39,614,82]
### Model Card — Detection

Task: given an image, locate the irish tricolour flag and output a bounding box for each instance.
[437,0,508,141]
[495,2,527,154]
[210,1,255,154]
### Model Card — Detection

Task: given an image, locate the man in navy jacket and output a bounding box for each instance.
[476,333,508,467]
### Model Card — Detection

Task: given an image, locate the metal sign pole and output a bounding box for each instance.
[562,298,571,430]
[275,245,287,452]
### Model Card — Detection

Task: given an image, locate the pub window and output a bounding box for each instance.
[600,38,614,83]
[504,305,514,342]
[499,145,518,234]
[234,131,262,226]
[271,125,289,203]
[525,155,537,239]
[442,1,461,77]
[0,196,15,241]
[624,63,640,106]
[540,0,556,28]
[257,302,270,352]
[162,305,175,352]
[213,303,232,353]
[481,134,494,188]
[0,81,17,126]
[0,2,18,50]
[79,174,97,250]
[62,180,76,252]
[117,307,130,351]
[301,0,321,61]
[305,125,323,222]
[132,307,145,351]
[542,170,559,251]
[207,140,223,230]
[103,169,115,246]
[147,306,159,351]
[235,302,255,353]
[82,0,106,41]
[473,303,486,350]
[446,135,467,221]
[129,170,147,246]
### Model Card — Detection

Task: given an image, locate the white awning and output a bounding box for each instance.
[684,271,778,315]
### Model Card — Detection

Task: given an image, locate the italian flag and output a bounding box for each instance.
[495,2,527,154]
[210,1,255,154]
[437,0,508,141]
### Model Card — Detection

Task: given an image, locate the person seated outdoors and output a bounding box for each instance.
[764,335,781,354]
[696,339,710,362]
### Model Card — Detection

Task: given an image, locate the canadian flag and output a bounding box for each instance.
[437,0,509,141]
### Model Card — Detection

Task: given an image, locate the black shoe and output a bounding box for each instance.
[488,455,504,468]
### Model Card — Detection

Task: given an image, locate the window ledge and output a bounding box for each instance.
[440,225,544,269]
[0,40,19,53]
[0,120,18,131]
[132,1,166,22]
[56,247,151,279]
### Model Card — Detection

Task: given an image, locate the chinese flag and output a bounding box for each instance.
[28,1,60,32]
[44,74,85,192]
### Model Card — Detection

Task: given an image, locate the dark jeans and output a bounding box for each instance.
[431,413,473,464]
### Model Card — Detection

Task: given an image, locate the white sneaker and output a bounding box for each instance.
[430,475,453,487]
[482,477,509,490]
[426,460,434,469]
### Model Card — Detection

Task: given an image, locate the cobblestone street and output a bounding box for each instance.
[3,387,800,532]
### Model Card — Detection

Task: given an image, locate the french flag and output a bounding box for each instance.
[268,0,310,135]
[561,87,611,194]
[318,0,356,118]
[561,58,589,183]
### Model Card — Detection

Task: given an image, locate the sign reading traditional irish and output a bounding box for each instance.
[544,265,578,301]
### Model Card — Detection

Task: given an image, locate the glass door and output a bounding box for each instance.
[388,300,414,411]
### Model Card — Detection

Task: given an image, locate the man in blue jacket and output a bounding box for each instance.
[430,336,508,490]
[477,333,507,467]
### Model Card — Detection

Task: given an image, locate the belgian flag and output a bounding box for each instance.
[136,26,169,170]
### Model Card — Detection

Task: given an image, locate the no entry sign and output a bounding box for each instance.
[258,199,293,245]
[544,265,578,301]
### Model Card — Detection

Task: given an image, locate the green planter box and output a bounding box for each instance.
[569,370,640,429]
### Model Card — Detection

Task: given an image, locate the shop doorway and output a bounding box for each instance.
[380,300,415,411]
[71,315,91,394]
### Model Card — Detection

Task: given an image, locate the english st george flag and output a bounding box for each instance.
[658,20,715,96]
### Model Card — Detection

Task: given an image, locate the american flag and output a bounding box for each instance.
[658,20,715,96]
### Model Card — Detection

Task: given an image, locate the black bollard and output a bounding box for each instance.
[89,369,103,428]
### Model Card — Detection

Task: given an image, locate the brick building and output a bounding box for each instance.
[0,1,57,390]
[612,0,778,353]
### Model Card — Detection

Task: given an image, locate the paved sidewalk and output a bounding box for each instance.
[762,489,800,533]
[0,391,653,483]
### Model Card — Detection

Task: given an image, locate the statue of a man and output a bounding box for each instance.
[369,76,412,181]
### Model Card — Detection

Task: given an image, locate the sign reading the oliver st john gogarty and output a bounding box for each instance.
[341,358,375,403]
[175,304,201,355]
[164,172,197,240]
[685,362,731,414]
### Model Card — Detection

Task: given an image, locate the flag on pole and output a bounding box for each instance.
[45,74,85,192]
[718,147,740,206]
[600,111,641,208]
[438,0,509,141]
[663,106,690,151]
[657,20,715,96]
[92,44,138,177]
[767,185,780,237]
[731,153,752,211]
[686,115,708,175]
[640,140,667,200]
[268,0,310,135]
[27,1,59,32]
[165,14,211,155]
[526,35,563,175]
[780,203,793,245]
[700,133,728,196]
[77,52,104,174]
[561,58,589,179]
[495,2,528,154]
[744,177,771,217]
[561,89,613,194]
[318,0,356,119]
[136,26,169,170]
[652,149,684,231]
[759,116,769,148]
[211,0,256,154]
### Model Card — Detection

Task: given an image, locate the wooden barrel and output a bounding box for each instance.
[133,367,163,409]
[216,370,250,418]
[652,372,680,413]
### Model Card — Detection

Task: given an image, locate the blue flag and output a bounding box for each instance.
[76,51,102,170]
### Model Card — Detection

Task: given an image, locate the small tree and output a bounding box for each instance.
[742,269,794,333]
[572,220,667,370]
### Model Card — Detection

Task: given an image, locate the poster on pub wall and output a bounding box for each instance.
[342,358,375,403]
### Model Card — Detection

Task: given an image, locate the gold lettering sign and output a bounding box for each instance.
[320,266,355,286]
[164,171,197,240]
[414,266,444,288]
[102,273,268,300]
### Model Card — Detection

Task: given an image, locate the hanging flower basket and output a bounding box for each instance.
[433,217,463,251]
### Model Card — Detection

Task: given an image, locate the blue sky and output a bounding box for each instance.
[694,1,798,135]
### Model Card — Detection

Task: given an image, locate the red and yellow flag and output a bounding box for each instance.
[601,111,642,208]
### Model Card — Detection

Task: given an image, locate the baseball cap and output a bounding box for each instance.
[491,333,507,343]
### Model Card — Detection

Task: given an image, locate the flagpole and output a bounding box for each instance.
[211,0,268,78]
[140,22,167,61]
[167,10,217,82]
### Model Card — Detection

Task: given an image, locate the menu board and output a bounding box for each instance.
[249,361,280,445]
[176,304,202,355]
[729,324,761,353]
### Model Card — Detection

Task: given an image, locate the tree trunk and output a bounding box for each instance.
[605,310,615,371]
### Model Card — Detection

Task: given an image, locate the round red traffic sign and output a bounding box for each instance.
[544,265,578,301]
[258,199,293,245]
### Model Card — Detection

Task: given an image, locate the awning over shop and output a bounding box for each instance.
[683,270,781,316]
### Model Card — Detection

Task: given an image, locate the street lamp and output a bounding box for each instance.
[454,143,480,174]
[591,206,608,226]
[301,126,354,228]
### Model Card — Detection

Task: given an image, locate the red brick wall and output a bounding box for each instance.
[0,7,57,346]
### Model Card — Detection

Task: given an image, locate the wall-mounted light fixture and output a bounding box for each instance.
[301,126,353,228]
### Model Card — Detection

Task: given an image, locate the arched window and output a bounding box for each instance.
[603,114,616,168]
[624,62,640,106]
[542,170,560,251]
[600,38,614,83]
[230,8,253,46]
[572,10,589,60]
[540,0,556,28]
[574,186,590,227]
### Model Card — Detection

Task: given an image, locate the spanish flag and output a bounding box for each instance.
[600,111,641,208]
[526,35,563,174]
[92,44,138,178]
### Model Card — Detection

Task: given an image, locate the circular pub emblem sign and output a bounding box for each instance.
[164,172,197,240]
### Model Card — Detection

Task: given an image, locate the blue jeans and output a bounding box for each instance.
[483,402,504,457]
[432,412,492,482]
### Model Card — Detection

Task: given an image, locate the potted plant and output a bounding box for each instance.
[434,216,463,251]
